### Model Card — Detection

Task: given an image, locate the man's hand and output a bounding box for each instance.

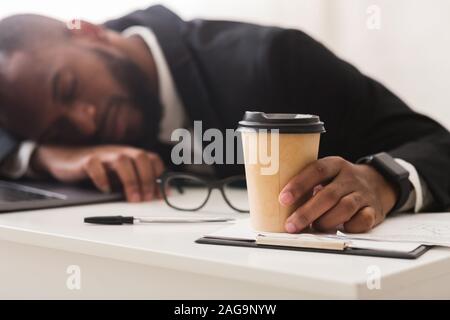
[32,145,165,202]
[279,156,398,233]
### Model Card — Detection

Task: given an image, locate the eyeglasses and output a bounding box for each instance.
[156,172,249,213]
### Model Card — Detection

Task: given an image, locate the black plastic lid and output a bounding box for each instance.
[237,111,325,134]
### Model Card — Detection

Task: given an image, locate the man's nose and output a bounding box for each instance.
[66,102,98,137]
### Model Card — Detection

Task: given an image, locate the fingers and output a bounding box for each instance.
[114,152,164,202]
[48,145,165,203]
[279,157,347,207]
[149,153,165,178]
[148,153,165,199]
[281,157,386,233]
[83,157,111,193]
[313,192,366,232]
[285,178,354,232]
[344,206,378,233]
[110,155,141,202]
[133,152,156,201]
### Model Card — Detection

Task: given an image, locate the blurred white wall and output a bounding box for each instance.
[1,0,449,128]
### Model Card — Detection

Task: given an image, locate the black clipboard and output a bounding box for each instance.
[196,237,431,259]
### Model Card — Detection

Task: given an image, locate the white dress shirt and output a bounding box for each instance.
[122,26,187,145]
[122,26,207,175]
[0,26,432,212]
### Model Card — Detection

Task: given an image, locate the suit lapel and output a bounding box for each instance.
[143,6,222,132]
[104,6,225,174]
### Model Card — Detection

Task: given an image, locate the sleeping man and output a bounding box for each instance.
[0,5,449,233]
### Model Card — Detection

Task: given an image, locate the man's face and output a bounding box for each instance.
[1,27,160,145]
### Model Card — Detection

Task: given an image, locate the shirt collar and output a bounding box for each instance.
[121,26,187,144]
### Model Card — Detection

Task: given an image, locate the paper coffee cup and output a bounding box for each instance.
[238,112,325,232]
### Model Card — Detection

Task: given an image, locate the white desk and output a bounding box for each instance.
[1,190,450,299]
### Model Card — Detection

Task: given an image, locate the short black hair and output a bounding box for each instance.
[0,14,68,122]
[0,14,69,55]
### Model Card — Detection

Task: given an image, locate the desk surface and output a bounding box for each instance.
[1,191,450,299]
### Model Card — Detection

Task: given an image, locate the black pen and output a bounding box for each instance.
[84,215,235,225]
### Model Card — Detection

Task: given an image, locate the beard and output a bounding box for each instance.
[92,48,162,148]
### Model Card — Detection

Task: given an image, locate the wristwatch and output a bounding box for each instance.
[356,152,412,212]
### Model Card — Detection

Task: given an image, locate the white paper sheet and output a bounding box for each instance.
[338,212,450,247]
[205,218,257,241]
[205,218,423,253]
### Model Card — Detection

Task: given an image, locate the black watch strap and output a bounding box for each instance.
[356,152,412,212]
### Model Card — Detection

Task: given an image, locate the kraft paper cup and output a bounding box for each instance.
[238,112,325,232]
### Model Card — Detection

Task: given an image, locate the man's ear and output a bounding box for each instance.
[66,19,108,42]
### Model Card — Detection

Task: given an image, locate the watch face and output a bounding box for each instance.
[375,153,409,179]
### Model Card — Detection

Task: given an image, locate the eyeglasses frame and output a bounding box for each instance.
[156,171,249,213]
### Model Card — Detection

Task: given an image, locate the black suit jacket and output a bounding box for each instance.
[2,5,449,210]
